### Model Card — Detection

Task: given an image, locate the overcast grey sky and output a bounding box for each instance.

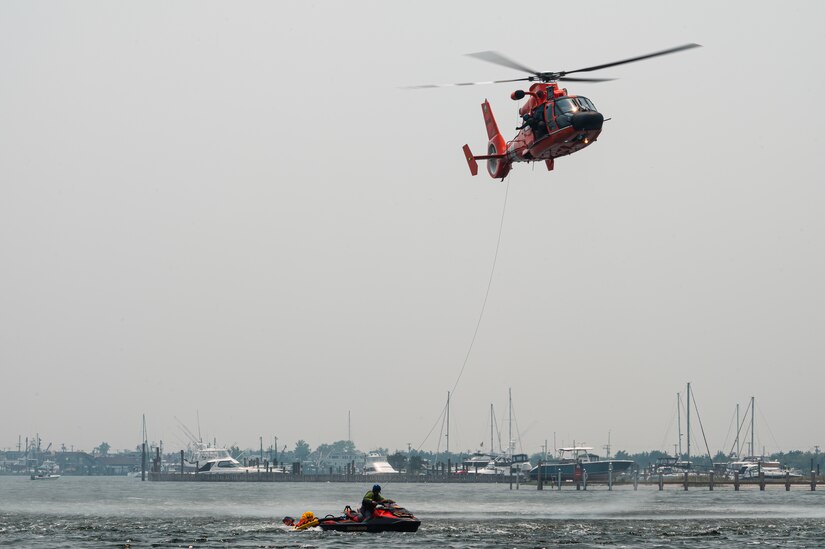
[1,1,823,457]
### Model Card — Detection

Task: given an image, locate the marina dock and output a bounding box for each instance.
[147,470,823,490]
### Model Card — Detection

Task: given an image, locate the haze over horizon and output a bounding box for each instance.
[1,1,823,458]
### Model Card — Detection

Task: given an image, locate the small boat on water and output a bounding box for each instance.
[651,455,692,477]
[529,447,634,482]
[461,451,531,476]
[725,456,802,479]
[31,460,60,480]
[31,471,60,480]
[738,462,802,480]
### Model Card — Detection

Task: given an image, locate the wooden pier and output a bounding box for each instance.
[148,470,822,489]
[148,472,513,483]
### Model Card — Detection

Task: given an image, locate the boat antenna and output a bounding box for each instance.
[197,410,202,444]
[603,430,611,459]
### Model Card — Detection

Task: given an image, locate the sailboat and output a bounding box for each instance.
[652,392,691,476]
[462,390,530,476]
[723,397,800,479]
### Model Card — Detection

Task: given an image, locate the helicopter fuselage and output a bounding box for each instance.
[465,82,604,179]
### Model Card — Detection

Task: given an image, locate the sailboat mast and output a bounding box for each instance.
[686,382,691,463]
[508,388,512,456]
[751,395,755,458]
[490,404,494,453]
[676,392,682,456]
[446,391,450,456]
[736,403,740,457]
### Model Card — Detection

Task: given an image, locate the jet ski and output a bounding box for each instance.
[316,504,420,533]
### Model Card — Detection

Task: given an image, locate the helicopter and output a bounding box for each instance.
[411,44,700,179]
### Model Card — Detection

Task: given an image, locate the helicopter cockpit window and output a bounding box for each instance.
[578,97,597,111]
[555,98,578,114]
[556,97,597,115]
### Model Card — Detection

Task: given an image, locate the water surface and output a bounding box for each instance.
[1,476,823,547]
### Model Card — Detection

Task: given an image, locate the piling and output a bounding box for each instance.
[141,442,146,481]
[557,468,562,491]
[785,471,791,491]
[683,471,689,491]
[608,462,613,491]
[537,461,543,491]
[582,470,588,491]
[658,473,664,491]
[633,468,638,491]
[180,450,184,474]
[709,471,714,491]
[734,471,740,491]
[812,471,817,491]
[759,471,766,491]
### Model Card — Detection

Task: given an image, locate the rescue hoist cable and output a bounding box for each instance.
[416,176,512,451]
[450,177,511,397]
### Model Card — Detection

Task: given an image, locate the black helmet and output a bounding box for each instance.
[372,484,381,492]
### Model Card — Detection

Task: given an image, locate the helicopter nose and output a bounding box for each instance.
[571,111,604,131]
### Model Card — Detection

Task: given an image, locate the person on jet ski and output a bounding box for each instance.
[359,484,394,520]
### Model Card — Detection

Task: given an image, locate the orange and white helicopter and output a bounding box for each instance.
[410,44,700,179]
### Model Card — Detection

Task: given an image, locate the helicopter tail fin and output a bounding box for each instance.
[462,144,478,176]
[482,99,501,140]
[480,100,511,179]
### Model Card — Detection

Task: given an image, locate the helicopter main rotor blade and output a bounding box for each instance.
[402,77,531,90]
[561,43,701,76]
[558,76,616,83]
[466,51,539,76]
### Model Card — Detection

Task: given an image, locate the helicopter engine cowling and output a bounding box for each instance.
[486,138,511,179]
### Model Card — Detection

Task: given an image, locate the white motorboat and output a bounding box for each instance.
[30,472,60,480]
[189,444,268,475]
[733,458,802,480]
[363,452,399,474]
[31,460,60,480]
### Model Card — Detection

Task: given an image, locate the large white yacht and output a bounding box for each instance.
[190,444,272,475]
[363,452,399,474]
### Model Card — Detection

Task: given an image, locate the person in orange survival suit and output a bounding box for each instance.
[282,511,316,529]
